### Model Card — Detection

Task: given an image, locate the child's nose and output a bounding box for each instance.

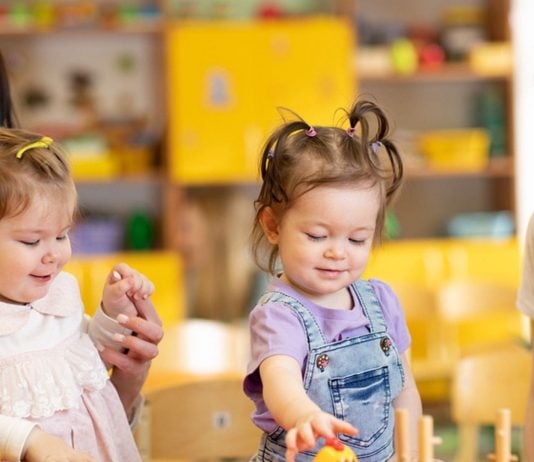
[42,250,57,263]
[42,246,60,263]
[325,241,346,259]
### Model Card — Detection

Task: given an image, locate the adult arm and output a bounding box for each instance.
[523,320,534,461]
[100,296,163,421]
[517,215,534,458]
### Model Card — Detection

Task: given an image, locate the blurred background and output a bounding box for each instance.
[2,0,532,460]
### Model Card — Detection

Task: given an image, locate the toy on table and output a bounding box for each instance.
[394,409,442,462]
[487,408,518,462]
[395,408,411,461]
[419,415,442,462]
[314,438,358,462]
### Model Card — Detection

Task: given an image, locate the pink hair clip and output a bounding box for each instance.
[347,127,356,138]
[306,127,317,137]
[370,141,382,154]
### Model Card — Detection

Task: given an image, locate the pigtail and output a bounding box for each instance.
[258,117,318,205]
[380,138,403,199]
[346,100,403,201]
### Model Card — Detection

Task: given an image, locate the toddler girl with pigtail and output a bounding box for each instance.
[244,99,422,461]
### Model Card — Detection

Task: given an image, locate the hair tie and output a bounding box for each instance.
[267,149,275,159]
[16,136,53,159]
[370,141,382,154]
[347,127,356,138]
[306,127,317,137]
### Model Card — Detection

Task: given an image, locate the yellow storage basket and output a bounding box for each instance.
[418,128,490,171]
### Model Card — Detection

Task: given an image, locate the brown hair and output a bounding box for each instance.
[0,51,18,129]
[251,99,403,274]
[0,127,77,221]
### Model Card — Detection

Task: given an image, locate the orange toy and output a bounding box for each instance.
[314,438,358,462]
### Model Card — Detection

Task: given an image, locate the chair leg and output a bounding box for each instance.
[455,424,479,462]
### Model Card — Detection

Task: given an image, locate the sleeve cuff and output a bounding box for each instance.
[87,306,133,353]
[0,415,37,461]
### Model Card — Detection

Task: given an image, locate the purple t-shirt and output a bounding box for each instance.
[243,277,411,432]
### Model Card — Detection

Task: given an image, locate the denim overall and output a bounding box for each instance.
[253,280,405,462]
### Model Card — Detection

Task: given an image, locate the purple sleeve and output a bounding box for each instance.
[246,301,308,376]
[243,301,309,402]
[369,279,412,355]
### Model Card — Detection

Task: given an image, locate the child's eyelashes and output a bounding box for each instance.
[19,234,68,246]
[305,233,367,245]
[305,233,325,241]
[20,239,39,246]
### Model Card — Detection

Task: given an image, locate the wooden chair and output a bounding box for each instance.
[451,343,531,462]
[435,280,525,362]
[144,375,262,461]
[137,319,255,460]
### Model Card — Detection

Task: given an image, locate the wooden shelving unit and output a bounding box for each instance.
[354,0,514,239]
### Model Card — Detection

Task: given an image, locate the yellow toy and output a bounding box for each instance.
[314,438,358,462]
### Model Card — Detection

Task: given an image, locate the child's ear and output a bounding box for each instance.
[259,207,280,244]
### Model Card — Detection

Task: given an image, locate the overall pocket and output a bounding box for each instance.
[329,366,391,447]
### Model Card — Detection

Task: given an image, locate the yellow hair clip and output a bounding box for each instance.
[16,136,54,159]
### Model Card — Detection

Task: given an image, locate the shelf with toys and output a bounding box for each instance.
[0,1,358,321]
[0,2,169,257]
[354,0,515,239]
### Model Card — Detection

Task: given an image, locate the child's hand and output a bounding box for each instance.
[101,263,155,320]
[285,410,358,462]
[24,428,96,461]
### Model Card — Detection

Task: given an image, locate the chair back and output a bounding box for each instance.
[436,281,524,359]
[451,343,531,462]
[452,343,531,426]
[145,375,262,460]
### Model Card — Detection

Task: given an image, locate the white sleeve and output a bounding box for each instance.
[86,306,133,353]
[518,214,534,318]
[0,415,37,461]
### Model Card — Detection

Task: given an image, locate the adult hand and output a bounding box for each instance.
[100,296,163,415]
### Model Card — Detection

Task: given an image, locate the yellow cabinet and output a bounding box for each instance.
[66,251,185,326]
[166,17,355,184]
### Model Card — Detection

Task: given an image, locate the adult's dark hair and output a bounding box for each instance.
[0,52,18,128]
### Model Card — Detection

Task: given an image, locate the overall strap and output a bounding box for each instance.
[352,279,388,333]
[258,291,328,349]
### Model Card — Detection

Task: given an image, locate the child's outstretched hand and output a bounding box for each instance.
[285,410,358,462]
[24,428,96,461]
[101,263,155,320]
